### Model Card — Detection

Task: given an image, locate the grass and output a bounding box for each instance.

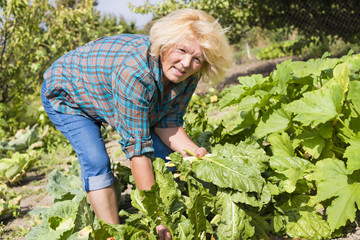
[0,223,30,239]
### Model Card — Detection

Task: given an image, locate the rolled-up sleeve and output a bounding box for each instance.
[112,67,154,159]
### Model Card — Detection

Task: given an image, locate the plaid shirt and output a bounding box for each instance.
[44,34,199,159]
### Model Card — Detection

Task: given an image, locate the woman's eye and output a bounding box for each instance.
[195,57,202,64]
[178,48,185,52]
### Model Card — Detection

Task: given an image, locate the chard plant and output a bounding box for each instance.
[26,53,360,239]
[0,182,21,219]
[0,151,39,183]
[213,51,360,235]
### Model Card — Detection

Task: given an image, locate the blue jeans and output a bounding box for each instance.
[41,81,173,191]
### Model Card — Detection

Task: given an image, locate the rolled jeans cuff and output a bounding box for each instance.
[84,171,115,191]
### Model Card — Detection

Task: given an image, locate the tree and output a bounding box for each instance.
[0,0,132,104]
[130,0,360,44]
[0,0,135,135]
[0,0,50,103]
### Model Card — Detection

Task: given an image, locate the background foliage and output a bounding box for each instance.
[0,0,138,137]
[131,0,360,44]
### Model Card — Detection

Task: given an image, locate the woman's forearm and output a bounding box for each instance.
[130,155,155,190]
[154,127,207,157]
[130,127,206,190]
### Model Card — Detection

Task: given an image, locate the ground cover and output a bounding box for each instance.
[1,55,360,239]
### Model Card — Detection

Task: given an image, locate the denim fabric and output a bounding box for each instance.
[151,129,177,172]
[41,81,174,191]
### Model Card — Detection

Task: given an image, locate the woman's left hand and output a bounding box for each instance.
[195,147,208,158]
[156,225,171,240]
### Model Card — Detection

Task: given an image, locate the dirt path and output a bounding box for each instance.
[1,168,53,239]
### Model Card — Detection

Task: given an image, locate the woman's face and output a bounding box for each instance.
[161,38,204,86]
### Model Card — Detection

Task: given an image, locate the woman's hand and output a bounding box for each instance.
[195,147,208,158]
[156,225,171,240]
[154,127,207,158]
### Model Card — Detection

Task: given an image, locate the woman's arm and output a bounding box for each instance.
[154,126,207,157]
[131,126,205,190]
[131,127,201,240]
[130,155,155,190]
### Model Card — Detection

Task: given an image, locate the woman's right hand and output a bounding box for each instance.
[156,225,171,240]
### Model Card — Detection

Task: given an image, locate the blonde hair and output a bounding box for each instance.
[149,8,233,83]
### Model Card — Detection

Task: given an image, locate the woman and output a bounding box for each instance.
[41,8,232,239]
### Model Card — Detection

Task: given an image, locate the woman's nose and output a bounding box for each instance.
[181,55,192,68]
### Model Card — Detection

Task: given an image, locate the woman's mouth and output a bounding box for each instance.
[173,66,185,76]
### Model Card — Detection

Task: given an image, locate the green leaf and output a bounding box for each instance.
[331,62,350,93]
[196,131,212,152]
[279,195,331,239]
[187,178,213,239]
[224,189,260,207]
[221,184,271,208]
[344,134,360,173]
[318,122,333,139]
[26,192,90,240]
[215,193,254,239]
[285,82,344,126]
[293,131,326,159]
[218,85,245,109]
[46,169,82,200]
[168,152,192,173]
[238,74,266,88]
[286,211,331,240]
[4,159,22,179]
[91,220,151,240]
[270,156,313,193]
[73,193,94,232]
[0,152,37,183]
[348,81,360,113]
[153,158,184,213]
[270,156,313,173]
[176,219,194,240]
[254,106,291,139]
[288,58,339,80]
[130,185,161,220]
[313,158,360,231]
[67,227,91,240]
[272,212,286,234]
[246,210,271,239]
[211,140,269,172]
[268,132,294,157]
[119,210,143,225]
[192,154,264,193]
[271,59,293,95]
[237,95,261,111]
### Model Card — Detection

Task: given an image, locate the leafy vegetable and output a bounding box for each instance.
[26,53,360,239]
[0,182,21,219]
[0,151,38,183]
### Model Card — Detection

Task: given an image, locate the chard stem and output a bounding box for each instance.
[296,148,305,158]
[348,101,360,117]
[184,149,196,157]
[337,117,355,137]
[332,145,345,155]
